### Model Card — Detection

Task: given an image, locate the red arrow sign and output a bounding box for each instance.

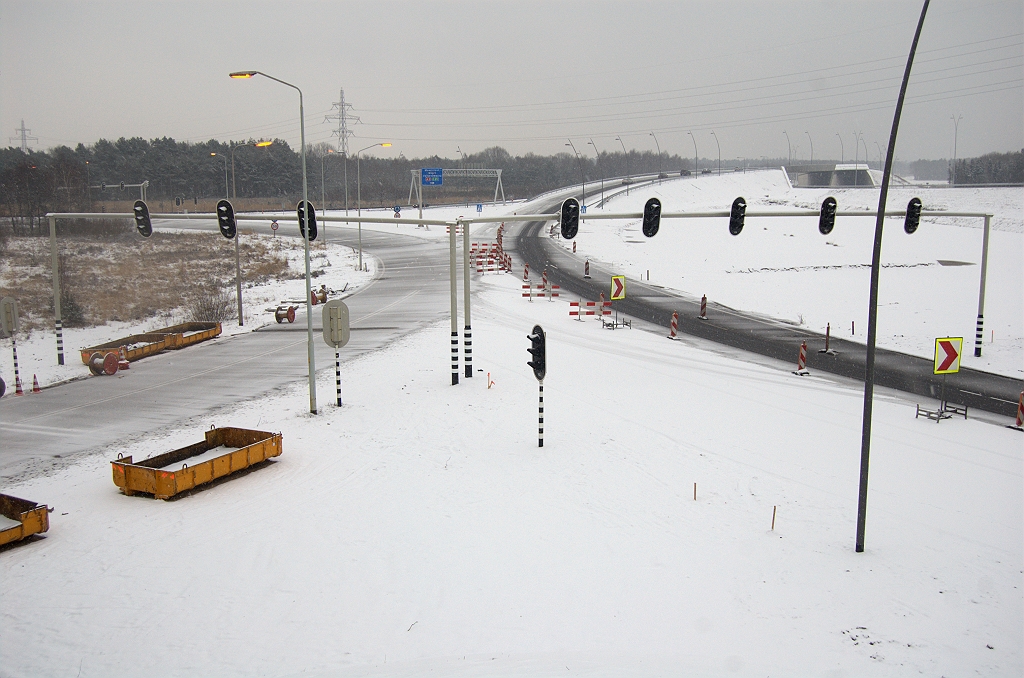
[937,340,959,371]
[610,275,626,300]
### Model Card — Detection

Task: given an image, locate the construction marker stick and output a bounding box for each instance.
[335,350,342,406]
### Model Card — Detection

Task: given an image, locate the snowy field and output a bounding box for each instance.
[561,170,1023,379]
[1,270,1021,677]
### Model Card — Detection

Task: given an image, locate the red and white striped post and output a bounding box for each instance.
[542,269,548,290]
[699,294,707,319]
[584,259,591,279]
[523,264,529,282]
[819,323,833,354]
[793,341,810,375]
[1014,391,1023,430]
[668,311,678,339]
[572,241,576,253]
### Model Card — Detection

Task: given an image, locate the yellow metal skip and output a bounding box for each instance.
[111,427,282,500]
[80,322,222,365]
[0,494,50,547]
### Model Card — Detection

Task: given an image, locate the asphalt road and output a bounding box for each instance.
[0,220,454,480]
[513,192,1023,418]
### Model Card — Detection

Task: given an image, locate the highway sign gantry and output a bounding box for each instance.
[933,337,963,374]
[421,168,443,186]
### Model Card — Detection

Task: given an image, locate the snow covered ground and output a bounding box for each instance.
[1,271,1021,677]
[561,170,1023,379]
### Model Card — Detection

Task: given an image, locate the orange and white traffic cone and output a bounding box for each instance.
[793,341,810,376]
[118,346,130,370]
[14,375,24,396]
[32,374,41,393]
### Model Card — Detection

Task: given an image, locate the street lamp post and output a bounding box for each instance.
[356,142,392,271]
[321,148,334,237]
[874,141,883,171]
[710,130,721,176]
[806,132,813,164]
[854,132,861,186]
[783,131,791,167]
[836,133,844,164]
[230,70,317,415]
[229,139,273,200]
[951,114,962,185]
[565,139,586,209]
[615,135,629,195]
[588,138,604,207]
[211,153,229,198]
[687,131,698,174]
[649,131,662,182]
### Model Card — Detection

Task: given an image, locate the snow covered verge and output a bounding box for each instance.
[561,171,1023,378]
[0,234,374,391]
[1,273,1019,677]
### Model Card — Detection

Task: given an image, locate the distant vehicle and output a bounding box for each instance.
[680,169,691,176]
[701,168,712,175]
[621,178,633,185]
[658,172,668,179]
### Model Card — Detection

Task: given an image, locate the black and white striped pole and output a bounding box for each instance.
[321,299,350,407]
[527,325,546,447]
[47,216,64,365]
[462,217,473,378]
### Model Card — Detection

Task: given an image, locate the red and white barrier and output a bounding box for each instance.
[699,294,707,319]
[793,341,810,375]
[523,284,559,301]
[569,300,611,318]
[668,311,678,339]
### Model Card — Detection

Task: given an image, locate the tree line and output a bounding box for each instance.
[3,138,1019,235]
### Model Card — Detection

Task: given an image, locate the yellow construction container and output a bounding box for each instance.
[80,322,221,366]
[0,494,50,547]
[111,426,282,500]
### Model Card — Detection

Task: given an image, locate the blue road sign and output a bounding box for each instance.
[581,204,588,214]
[393,205,401,213]
[476,203,483,212]
[421,168,443,186]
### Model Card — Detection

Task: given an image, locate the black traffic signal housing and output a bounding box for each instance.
[216,199,236,239]
[642,197,662,237]
[729,196,746,235]
[818,196,837,235]
[904,197,922,234]
[297,200,318,241]
[560,198,580,239]
[133,199,153,237]
[527,324,546,381]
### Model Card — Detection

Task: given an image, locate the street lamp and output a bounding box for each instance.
[356,141,392,271]
[588,138,604,207]
[687,131,698,174]
[565,139,586,209]
[615,135,629,195]
[782,131,791,167]
[806,132,813,164]
[230,139,273,200]
[211,152,229,198]
[951,114,962,185]
[874,141,883,171]
[710,130,721,176]
[836,133,844,164]
[321,148,335,229]
[230,70,317,415]
[649,131,662,182]
[854,132,861,186]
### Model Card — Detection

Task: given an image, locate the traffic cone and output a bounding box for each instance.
[32,374,41,393]
[118,346,130,370]
[793,341,810,376]
[14,375,24,396]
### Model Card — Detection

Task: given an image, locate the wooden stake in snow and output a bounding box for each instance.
[772,506,777,531]
[693,483,697,501]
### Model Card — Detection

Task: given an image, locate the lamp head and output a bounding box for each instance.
[381,143,392,148]
[229,71,257,79]
[255,140,273,147]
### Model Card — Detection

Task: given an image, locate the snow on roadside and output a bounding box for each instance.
[0,273,1019,677]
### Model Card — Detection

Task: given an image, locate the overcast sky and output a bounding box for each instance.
[1,0,1020,163]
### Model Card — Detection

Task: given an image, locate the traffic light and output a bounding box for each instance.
[216,199,236,239]
[818,196,837,235]
[133,199,153,237]
[297,200,318,241]
[729,196,746,235]
[527,324,546,381]
[642,197,662,237]
[560,198,580,239]
[904,197,922,234]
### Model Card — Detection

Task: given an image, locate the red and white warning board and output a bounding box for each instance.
[933,337,963,375]
[610,275,626,301]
